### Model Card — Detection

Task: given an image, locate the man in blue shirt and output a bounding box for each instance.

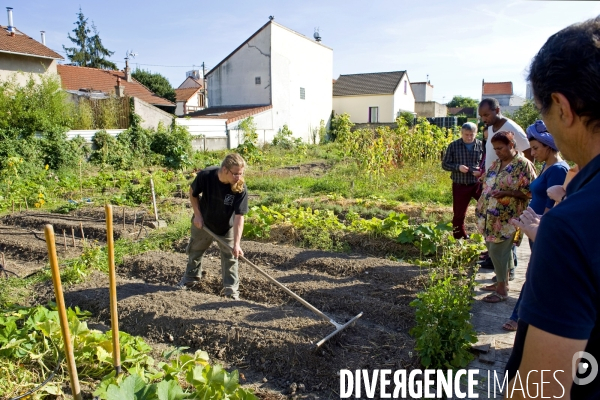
[506,16,600,399]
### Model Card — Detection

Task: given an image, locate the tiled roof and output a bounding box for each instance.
[57,64,174,106]
[482,81,513,95]
[0,26,63,59]
[333,71,406,96]
[175,87,201,102]
[448,107,476,117]
[188,105,272,124]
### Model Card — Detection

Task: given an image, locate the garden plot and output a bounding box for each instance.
[0,208,152,277]
[40,241,425,397]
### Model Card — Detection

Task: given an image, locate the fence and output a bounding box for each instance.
[73,96,130,130]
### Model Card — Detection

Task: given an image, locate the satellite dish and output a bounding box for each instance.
[314,28,321,42]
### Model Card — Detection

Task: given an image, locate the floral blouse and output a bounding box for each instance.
[476,154,537,243]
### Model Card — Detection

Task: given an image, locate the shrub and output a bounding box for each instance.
[151,122,192,169]
[329,113,353,142]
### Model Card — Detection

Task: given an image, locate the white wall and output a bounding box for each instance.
[176,118,227,137]
[0,54,58,85]
[207,24,272,107]
[411,82,433,102]
[392,76,415,115]
[270,24,333,142]
[227,108,275,145]
[333,94,395,123]
[175,101,185,116]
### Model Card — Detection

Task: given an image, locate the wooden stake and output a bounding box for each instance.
[104,205,122,375]
[63,230,67,252]
[133,210,137,230]
[71,227,76,247]
[25,198,28,210]
[122,207,126,230]
[12,200,14,213]
[136,215,145,240]
[79,222,85,244]
[44,225,83,400]
[1,252,5,268]
[19,203,21,212]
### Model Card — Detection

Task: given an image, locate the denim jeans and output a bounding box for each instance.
[185,220,239,296]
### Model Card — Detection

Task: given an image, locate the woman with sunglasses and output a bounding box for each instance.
[177,153,248,300]
[502,120,568,331]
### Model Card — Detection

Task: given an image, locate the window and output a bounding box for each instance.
[300,87,305,100]
[255,77,261,85]
[404,80,407,94]
[369,107,379,123]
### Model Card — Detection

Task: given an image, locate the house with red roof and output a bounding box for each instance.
[175,70,205,116]
[57,63,176,130]
[481,80,526,113]
[0,8,63,85]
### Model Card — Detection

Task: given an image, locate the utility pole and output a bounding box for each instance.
[202,62,208,108]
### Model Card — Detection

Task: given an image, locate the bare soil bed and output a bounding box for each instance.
[31,240,425,398]
[0,208,151,277]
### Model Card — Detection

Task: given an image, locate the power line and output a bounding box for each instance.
[54,49,206,68]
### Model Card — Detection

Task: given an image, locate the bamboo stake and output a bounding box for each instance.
[1,252,5,268]
[104,205,122,375]
[44,225,83,400]
[63,230,67,252]
[79,222,85,244]
[71,227,76,247]
[12,200,14,213]
[19,203,22,212]
[150,178,159,222]
[122,207,126,230]
[25,198,28,210]
[133,210,137,230]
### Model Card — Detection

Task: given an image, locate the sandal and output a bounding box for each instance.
[502,320,518,331]
[482,293,508,303]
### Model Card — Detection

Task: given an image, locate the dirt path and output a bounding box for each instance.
[32,240,425,398]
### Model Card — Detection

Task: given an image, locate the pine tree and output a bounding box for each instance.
[88,23,117,70]
[63,8,116,70]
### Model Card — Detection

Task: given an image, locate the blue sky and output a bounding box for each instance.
[8,0,600,103]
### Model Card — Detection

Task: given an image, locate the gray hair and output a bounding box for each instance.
[461,122,477,132]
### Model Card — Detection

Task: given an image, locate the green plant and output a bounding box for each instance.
[329,113,354,142]
[151,122,192,170]
[504,100,541,131]
[410,274,477,369]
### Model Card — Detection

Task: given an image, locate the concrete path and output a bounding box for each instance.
[455,240,531,399]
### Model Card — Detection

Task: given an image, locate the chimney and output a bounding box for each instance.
[115,76,125,97]
[124,58,132,82]
[40,31,46,45]
[6,7,15,34]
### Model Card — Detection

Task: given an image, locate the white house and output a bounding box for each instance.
[185,19,333,146]
[174,70,205,116]
[332,71,415,123]
[0,8,63,85]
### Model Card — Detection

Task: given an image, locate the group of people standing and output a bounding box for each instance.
[442,15,600,398]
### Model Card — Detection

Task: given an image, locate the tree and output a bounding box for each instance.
[446,95,479,108]
[504,100,541,130]
[63,8,117,70]
[132,69,176,102]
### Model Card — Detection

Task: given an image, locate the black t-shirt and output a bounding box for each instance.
[190,166,248,235]
[506,154,600,398]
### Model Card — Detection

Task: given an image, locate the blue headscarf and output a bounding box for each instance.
[526,120,558,151]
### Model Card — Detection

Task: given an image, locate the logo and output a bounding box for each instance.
[224,194,235,206]
[572,351,598,386]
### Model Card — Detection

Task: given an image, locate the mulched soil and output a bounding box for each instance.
[31,240,424,398]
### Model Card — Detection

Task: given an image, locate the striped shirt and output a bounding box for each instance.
[442,138,484,185]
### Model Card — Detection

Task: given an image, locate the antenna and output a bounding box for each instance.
[125,50,138,61]
[313,27,321,42]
